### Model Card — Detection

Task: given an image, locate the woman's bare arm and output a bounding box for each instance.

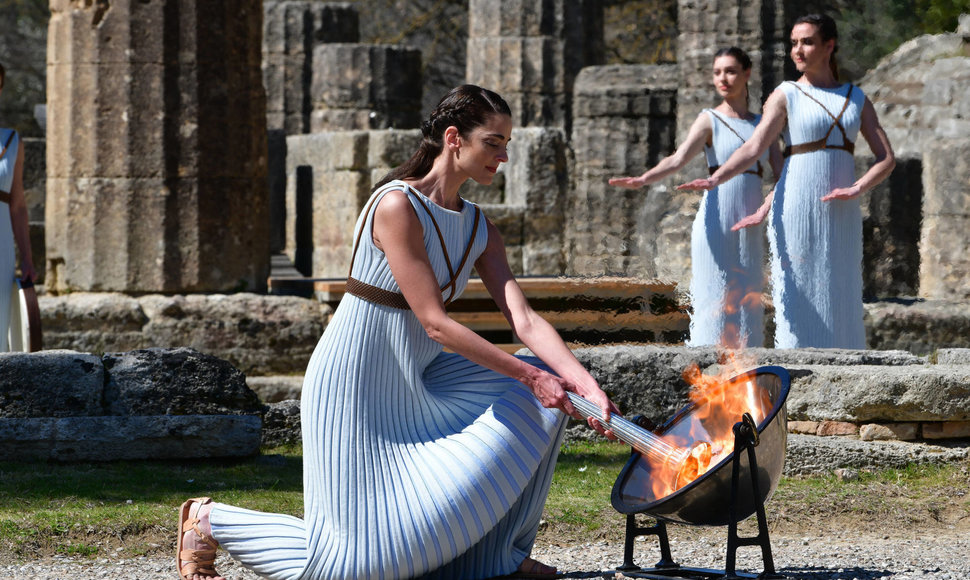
[677,89,788,192]
[609,113,712,189]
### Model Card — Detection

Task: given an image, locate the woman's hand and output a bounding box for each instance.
[528,370,619,440]
[676,176,717,192]
[821,184,862,201]
[608,175,648,189]
[732,192,773,231]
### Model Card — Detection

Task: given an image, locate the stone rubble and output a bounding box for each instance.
[3,530,968,579]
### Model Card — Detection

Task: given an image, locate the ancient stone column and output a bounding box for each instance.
[920,139,970,300]
[262,1,359,135]
[566,64,680,279]
[46,0,269,294]
[309,44,423,132]
[466,0,604,129]
[675,0,787,160]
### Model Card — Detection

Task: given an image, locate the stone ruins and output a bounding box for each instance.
[4,2,970,461]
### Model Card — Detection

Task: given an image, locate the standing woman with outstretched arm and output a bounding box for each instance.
[678,14,895,349]
[0,62,38,351]
[610,47,782,349]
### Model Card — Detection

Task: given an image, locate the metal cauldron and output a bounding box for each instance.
[611,365,790,527]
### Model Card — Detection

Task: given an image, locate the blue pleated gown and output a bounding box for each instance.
[209,181,568,579]
[0,128,20,351]
[769,82,866,348]
[687,110,768,349]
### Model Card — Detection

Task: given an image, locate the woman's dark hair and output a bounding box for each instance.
[713,46,752,71]
[713,47,752,106]
[376,84,512,188]
[794,13,839,79]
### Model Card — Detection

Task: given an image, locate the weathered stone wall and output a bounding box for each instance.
[38,293,330,376]
[566,64,682,280]
[45,0,270,294]
[284,127,571,278]
[918,139,970,299]
[263,1,359,134]
[674,0,788,151]
[466,0,604,130]
[310,44,423,131]
[0,348,263,461]
[858,16,970,299]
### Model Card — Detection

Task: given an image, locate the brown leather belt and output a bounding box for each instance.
[708,164,764,178]
[783,139,854,158]
[346,276,411,310]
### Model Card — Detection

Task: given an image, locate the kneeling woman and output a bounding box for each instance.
[176,85,618,580]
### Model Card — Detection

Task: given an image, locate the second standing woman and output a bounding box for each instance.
[678,14,895,349]
[610,47,782,349]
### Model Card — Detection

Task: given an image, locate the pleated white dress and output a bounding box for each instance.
[209,180,568,580]
[769,81,866,348]
[687,110,767,349]
[0,128,20,352]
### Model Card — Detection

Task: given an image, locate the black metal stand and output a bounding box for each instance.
[616,414,786,579]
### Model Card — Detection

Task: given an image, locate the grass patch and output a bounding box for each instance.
[0,442,967,562]
[0,445,304,561]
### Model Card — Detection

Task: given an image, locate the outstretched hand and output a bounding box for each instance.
[608,176,646,189]
[821,185,862,201]
[676,178,715,192]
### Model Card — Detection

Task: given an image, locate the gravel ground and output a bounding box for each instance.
[3,528,968,580]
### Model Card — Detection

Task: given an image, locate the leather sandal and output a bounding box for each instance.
[177,497,221,580]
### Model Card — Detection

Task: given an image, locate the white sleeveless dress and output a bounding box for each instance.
[769,82,866,349]
[209,180,568,579]
[687,110,767,349]
[0,128,20,351]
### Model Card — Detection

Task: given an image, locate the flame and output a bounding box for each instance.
[646,350,772,499]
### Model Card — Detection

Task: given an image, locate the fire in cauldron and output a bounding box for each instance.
[569,362,791,579]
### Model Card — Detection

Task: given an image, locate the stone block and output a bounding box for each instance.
[865,299,970,355]
[919,214,970,299]
[788,420,820,435]
[0,415,262,462]
[261,400,302,447]
[367,129,421,169]
[310,44,422,130]
[0,351,104,418]
[247,376,304,403]
[102,348,262,416]
[936,349,970,365]
[817,421,859,437]
[784,364,970,423]
[39,294,330,376]
[922,139,970,216]
[859,422,919,441]
[922,421,970,439]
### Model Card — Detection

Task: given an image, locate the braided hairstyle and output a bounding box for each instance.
[376,84,512,188]
[794,13,840,80]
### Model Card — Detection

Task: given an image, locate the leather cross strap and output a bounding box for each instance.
[345,183,482,310]
[706,111,763,178]
[783,83,856,158]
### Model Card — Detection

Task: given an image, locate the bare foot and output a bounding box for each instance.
[178,498,226,580]
[517,555,558,577]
